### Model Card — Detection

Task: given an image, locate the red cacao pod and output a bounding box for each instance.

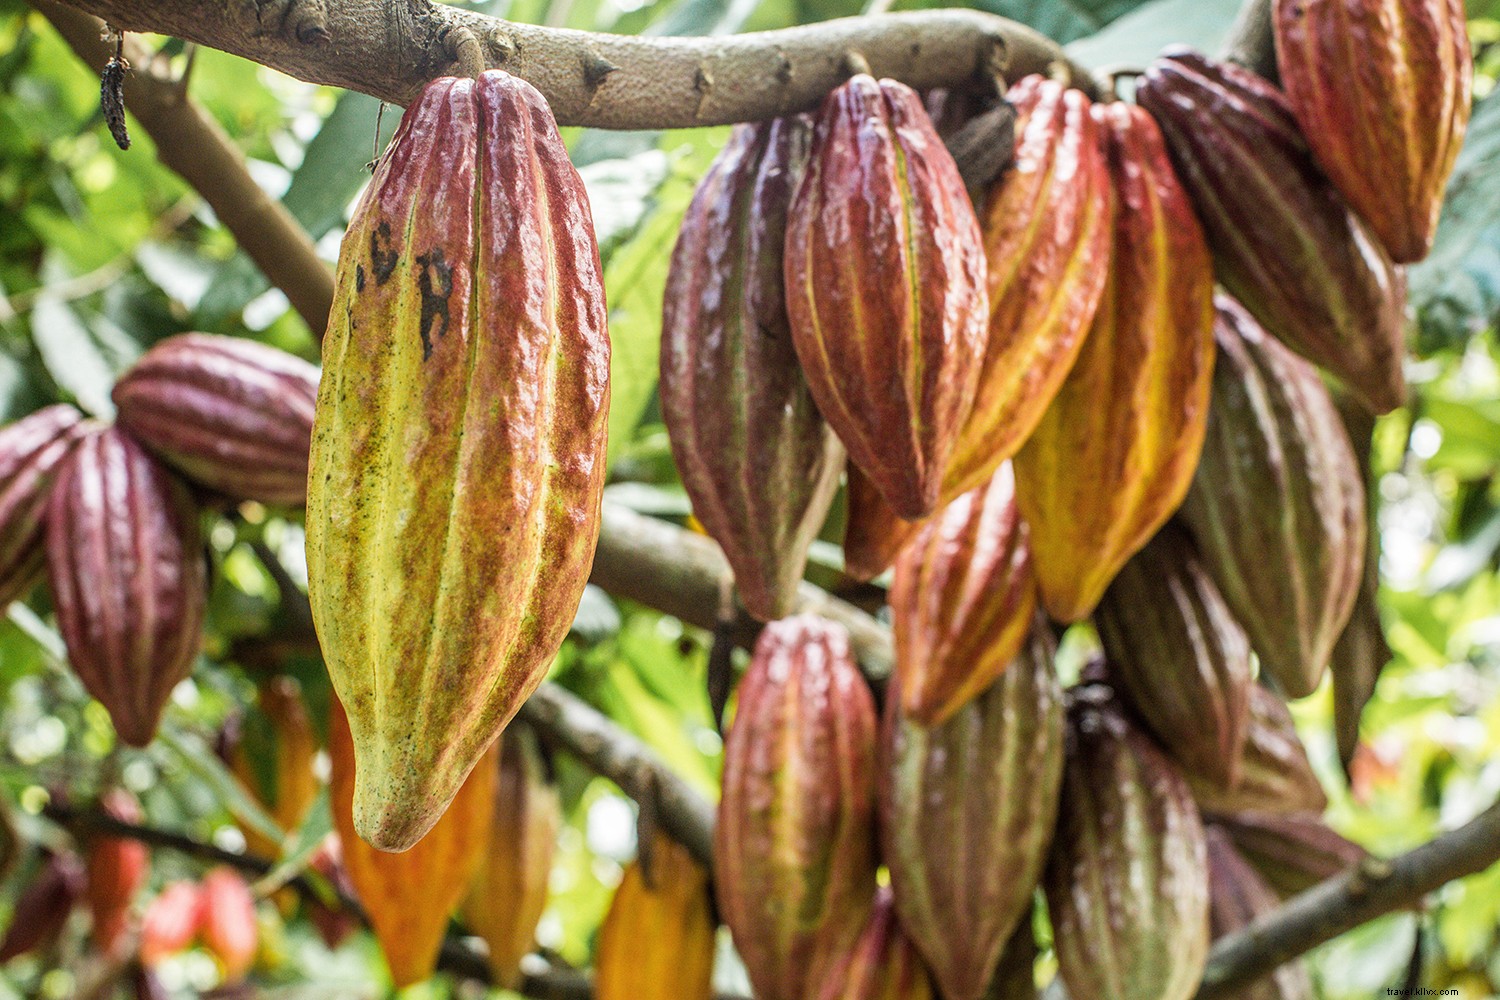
[1189,685,1327,816]
[140,880,202,966]
[307,70,609,851]
[1044,688,1209,1000]
[1015,101,1214,622]
[1210,810,1365,897]
[1095,525,1252,790]
[0,404,91,605]
[228,676,320,861]
[786,74,988,519]
[1178,295,1365,699]
[1273,0,1472,263]
[880,618,1062,1000]
[46,425,206,747]
[889,461,1035,726]
[112,333,319,505]
[814,886,935,1000]
[198,866,258,983]
[715,615,879,1000]
[842,464,921,584]
[597,833,716,1000]
[1136,49,1407,415]
[1205,826,1314,1000]
[85,788,149,955]
[662,116,842,621]
[0,850,84,962]
[942,75,1113,500]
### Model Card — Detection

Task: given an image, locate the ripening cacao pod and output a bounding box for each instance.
[881,618,1061,1000]
[888,463,1035,725]
[842,464,922,584]
[661,116,842,621]
[1015,101,1214,622]
[942,75,1113,500]
[0,404,91,605]
[597,833,715,1000]
[1178,295,1365,699]
[1189,685,1327,816]
[1136,49,1407,415]
[785,74,988,519]
[1044,688,1209,1000]
[1273,0,1472,263]
[112,333,320,505]
[814,886,935,1000]
[47,425,206,747]
[140,880,203,966]
[1210,811,1365,897]
[1095,525,1252,790]
[0,850,84,962]
[716,616,879,1000]
[85,788,149,954]
[989,918,1039,1000]
[198,867,258,983]
[1205,827,1314,1000]
[305,835,358,949]
[330,697,496,987]
[307,70,609,852]
[461,726,560,988]
[229,676,320,861]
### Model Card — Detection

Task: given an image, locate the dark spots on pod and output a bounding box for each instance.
[355,264,366,292]
[370,221,398,285]
[415,247,453,361]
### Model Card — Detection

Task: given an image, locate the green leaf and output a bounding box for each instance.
[254,787,333,896]
[1065,0,1243,69]
[29,294,126,418]
[154,727,286,847]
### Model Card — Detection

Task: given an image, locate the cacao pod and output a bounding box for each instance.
[942,74,1113,500]
[785,73,988,519]
[813,885,934,1000]
[1136,49,1408,415]
[228,676,320,861]
[198,866,258,983]
[46,425,206,747]
[461,726,560,988]
[85,788,149,955]
[661,115,843,621]
[842,463,921,584]
[597,833,715,1000]
[132,966,170,1000]
[880,617,1061,1000]
[715,615,879,1000]
[0,850,84,962]
[1273,0,1472,263]
[1178,295,1365,699]
[306,835,358,949]
[330,696,496,987]
[306,69,609,851]
[1095,524,1252,790]
[112,332,320,505]
[1014,101,1214,622]
[1210,810,1365,897]
[1044,688,1209,1000]
[140,880,202,967]
[988,917,1038,1000]
[888,462,1035,725]
[1189,685,1327,816]
[0,404,90,606]
[1205,826,1313,1000]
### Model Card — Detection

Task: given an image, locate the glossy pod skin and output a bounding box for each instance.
[1136,49,1408,415]
[661,116,843,621]
[0,404,91,605]
[842,463,922,584]
[786,74,988,519]
[596,834,716,1000]
[113,333,320,506]
[306,70,610,851]
[813,886,936,1000]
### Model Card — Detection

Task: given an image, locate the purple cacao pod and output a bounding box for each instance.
[1205,826,1313,1000]
[0,404,91,605]
[1210,810,1365,898]
[0,850,85,962]
[1189,685,1327,816]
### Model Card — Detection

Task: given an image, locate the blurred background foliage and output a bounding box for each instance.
[0,0,1498,995]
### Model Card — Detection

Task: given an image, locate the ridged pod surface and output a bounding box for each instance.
[1205,827,1314,1000]
[229,676,320,861]
[461,726,560,988]
[889,462,1035,725]
[1189,685,1327,816]
[46,426,205,747]
[715,616,879,1000]
[1044,689,1209,1000]
[1210,811,1365,897]
[1136,49,1407,415]
[330,698,495,987]
[112,333,320,505]
[942,75,1113,499]
[813,886,935,1000]
[1095,525,1252,790]
[1015,101,1214,622]
[661,116,842,621]
[85,789,148,954]
[597,834,716,1000]
[881,619,1062,1000]
[307,70,609,851]
[198,867,258,983]
[0,404,90,605]
[0,851,84,962]
[785,74,988,519]
[842,464,922,584]
[1273,0,1472,262]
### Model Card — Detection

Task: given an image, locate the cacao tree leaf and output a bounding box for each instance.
[254,787,333,895]
[154,728,287,848]
[1065,0,1241,69]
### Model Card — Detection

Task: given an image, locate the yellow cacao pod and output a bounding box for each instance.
[596,833,716,1000]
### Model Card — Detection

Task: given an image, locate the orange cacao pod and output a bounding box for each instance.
[1205,827,1313,1000]
[1273,0,1472,263]
[229,676,320,860]
[1189,685,1327,816]
[1210,811,1365,898]
[1014,101,1214,622]
[0,404,91,605]
[842,464,921,584]
[140,880,202,966]
[84,788,149,955]
[198,866,258,983]
[597,833,715,1000]
[814,886,935,1000]
[0,850,84,962]
[786,74,988,519]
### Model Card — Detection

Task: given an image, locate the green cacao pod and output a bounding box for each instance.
[112,333,320,506]
[715,615,878,1000]
[306,70,609,851]
[1136,49,1407,415]
[661,116,843,621]
[0,404,90,606]
[1044,688,1209,1000]
[1188,684,1327,816]
[597,833,716,1000]
[47,426,206,747]
[1273,0,1472,263]
[881,617,1062,1000]
[888,462,1035,725]
[1015,100,1214,622]
[1204,826,1313,1000]
[1095,524,1252,790]
[942,74,1113,500]
[84,788,148,955]
[842,464,921,584]
[786,73,988,519]
[1178,295,1365,699]
[814,886,935,1000]
[1209,810,1365,898]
